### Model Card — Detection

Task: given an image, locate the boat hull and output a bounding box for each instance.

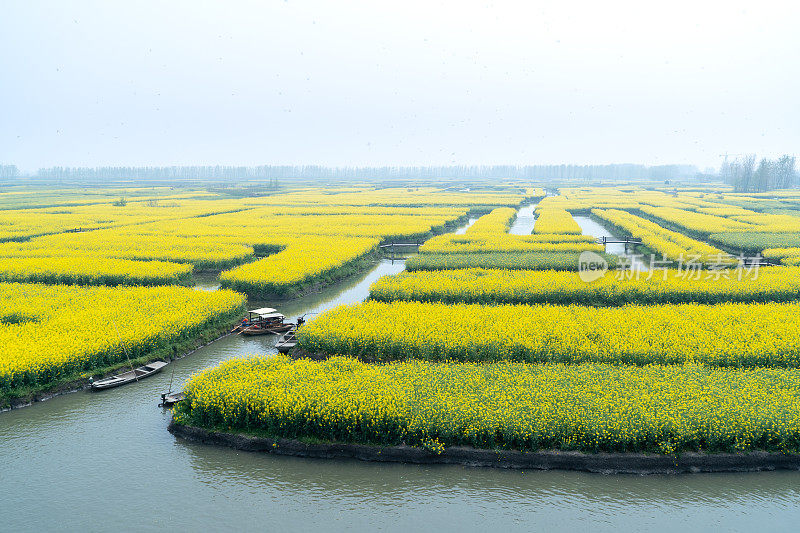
[160,392,185,407]
[276,328,298,354]
[240,324,293,336]
[91,361,168,390]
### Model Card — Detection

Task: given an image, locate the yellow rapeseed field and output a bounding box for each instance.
[0,188,491,291]
[0,282,245,396]
[299,300,800,367]
[406,251,619,271]
[369,266,800,306]
[176,355,800,454]
[593,209,734,264]
[418,208,599,255]
[533,208,582,234]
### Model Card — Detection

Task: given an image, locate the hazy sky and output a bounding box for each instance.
[1,0,798,171]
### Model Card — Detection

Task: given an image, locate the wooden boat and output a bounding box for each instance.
[240,322,293,335]
[275,327,298,354]
[234,307,292,335]
[159,391,185,407]
[90,360,169,390]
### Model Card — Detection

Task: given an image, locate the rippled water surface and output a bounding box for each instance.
[2,217,799,532]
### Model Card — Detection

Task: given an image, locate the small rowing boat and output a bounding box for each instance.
[159,391,185,407]
[90,360,169,390]
[275,327,298,354]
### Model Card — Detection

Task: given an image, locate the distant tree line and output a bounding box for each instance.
[721,155,797,192]
[31,164,697,181]
[0,165,19,178]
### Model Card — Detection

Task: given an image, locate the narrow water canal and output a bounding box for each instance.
[508,202,537,234]
[1,214,798,532]
[574,215,650,271]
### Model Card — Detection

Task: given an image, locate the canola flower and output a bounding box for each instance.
[696,206,758,217]
[532,208,582,234]
[298,300,800,368]
[730,213,800,233]
[0,198,245,242]
[709,232,800,254]
[406,251,618,271]
[638,206,752,236]
[0,186,214,210]
[220,236,381,297]
[762,248,800,266]
[0,256,193,286]
[369,267,800,306]
[419,208,603,254]
[419,208,599,254]
[175,355,800,454]
[237,187,524,208]
[0,282,245,395]
[0,194,469,291]
[464,207,517,235]
[593,209,734,264]
[418,235,602,254]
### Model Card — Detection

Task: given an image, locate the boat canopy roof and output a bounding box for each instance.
[258,312,285,319]
[249,307,277,315]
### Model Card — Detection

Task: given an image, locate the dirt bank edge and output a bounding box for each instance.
[168,421,800,475]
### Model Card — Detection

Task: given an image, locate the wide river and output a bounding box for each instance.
[1,215,799,532]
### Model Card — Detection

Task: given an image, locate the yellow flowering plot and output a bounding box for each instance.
[763,248,800,266]
[220,235,380,297]
[419,235,601,254]
[370,267,800,306]
[215,212,461,240]
[593,209,733,264]
[4,231,255,269]
[708,231,800,254]
[240,187,524,207]
[697,206,758,217]
[532,208,582,234]
[464,207,517,235]
[0,283,245,395]
[299,300,800,368]
[0,195,468,288]
[731,214,800,233]
[419,208,598,254]
[266,205,466,217]
[536,188,643,211]
[0,186,217,210]
[534,186,797,214]
[0,198,246,241]
[176,355,800,454]
[0,256,193,286]
[406,252,618,271]
[638,206,752,235]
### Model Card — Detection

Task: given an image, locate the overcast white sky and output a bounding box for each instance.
[1,0,798,172]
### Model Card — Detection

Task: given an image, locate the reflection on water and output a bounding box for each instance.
[574,215,649,271]
[508,203,538,235]
[192,271,222,291]
[454,217,478,234]
[2,218,800,532]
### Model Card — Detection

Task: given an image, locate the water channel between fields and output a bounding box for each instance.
[1,211,797,532]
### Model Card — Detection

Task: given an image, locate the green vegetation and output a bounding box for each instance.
[406,251,618,271]
[709,232,800,253]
